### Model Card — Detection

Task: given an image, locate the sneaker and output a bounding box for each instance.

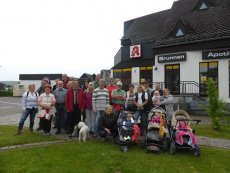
[46,132,51,136]
[93,134,97,138]
[43,132,47,136]
[127,136,131,140]
[14,129,21,136]
[36,127,42,131]
[124,137,127,140]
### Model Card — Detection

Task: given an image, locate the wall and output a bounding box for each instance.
[132,67,140,92]
[154,50,230,103]
[20,80,56,92]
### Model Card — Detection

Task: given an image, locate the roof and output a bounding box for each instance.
[111,59,154,69]
[122,0,230,47]
[79,73,94,81]
[19,74,62,80]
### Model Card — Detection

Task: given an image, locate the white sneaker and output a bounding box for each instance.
[127,136,131,140]
[124,137,127,140]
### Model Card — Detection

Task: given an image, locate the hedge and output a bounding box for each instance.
[0,91,13,96]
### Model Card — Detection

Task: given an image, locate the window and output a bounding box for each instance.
[140,67,153,87]
[113,68,131,91]
[194,0,213,11]
[200,3,208,10]
[165,64,180,95]
[199,62,218,95]
[176,29,184,37]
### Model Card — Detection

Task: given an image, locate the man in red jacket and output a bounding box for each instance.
[65,80,84,133]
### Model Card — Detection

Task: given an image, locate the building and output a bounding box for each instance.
[111,0,230,103]
[0,82,6,91]
[19,74,62,91]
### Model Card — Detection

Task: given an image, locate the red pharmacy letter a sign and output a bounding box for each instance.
[130,45,141,58]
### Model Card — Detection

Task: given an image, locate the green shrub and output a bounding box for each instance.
[0,91,13,96]
[200,78,230,130]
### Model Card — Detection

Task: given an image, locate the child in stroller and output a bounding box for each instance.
[121,114,135,141]
[141,107,168,154]
[170,110,201,157]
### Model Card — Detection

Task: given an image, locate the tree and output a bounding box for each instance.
[200,78,229,130]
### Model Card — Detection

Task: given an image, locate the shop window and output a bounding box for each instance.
[140,67,153,86]
[199,62,218,95]
[113,68,131,91]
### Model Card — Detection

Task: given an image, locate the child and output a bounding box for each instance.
[121,114,134,141]
[175,118,196,145]
[152,91,160,107]
[150,111,164,125]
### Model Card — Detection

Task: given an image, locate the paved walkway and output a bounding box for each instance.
[0,113,230,151]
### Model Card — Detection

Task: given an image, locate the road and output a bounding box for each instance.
[0,97,22,115]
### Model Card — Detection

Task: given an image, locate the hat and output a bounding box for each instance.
[117,81,122,86]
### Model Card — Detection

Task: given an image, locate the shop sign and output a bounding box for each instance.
[202,49,230,59]
[130,45,141,58]
[158,53,186,63]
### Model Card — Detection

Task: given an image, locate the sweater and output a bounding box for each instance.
[98,112,117,130]
[92,88,109,111]
[106,85,117,103]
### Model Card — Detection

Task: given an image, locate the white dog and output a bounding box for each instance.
[72,122,90,142]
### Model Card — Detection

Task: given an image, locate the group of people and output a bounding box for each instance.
[14,74,174,141]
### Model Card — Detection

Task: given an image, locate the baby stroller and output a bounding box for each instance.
[141,107,168,155]
[115,111,137,153]
[170,110,201,157]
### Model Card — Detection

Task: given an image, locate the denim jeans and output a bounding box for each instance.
[94,110,105,134]
[134,109,147,133]
[99,125,118,138]
[18,107,37,130]
[55,104,68,131]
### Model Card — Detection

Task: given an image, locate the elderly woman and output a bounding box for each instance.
[14,84,39,135]
[125,84,135,111]
[154,88,174,121]
[98,105,118,141]
[133,84,148,136]
[37,85,56,136]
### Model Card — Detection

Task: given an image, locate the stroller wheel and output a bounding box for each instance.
[163,140,167,153]
[193,144,201,157]
[123,146,128,153]
[170,141,176,155]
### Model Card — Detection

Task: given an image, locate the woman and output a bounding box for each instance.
[106,78,117,105]
[154,88,174,121]
[82,79,89,92]
[133,84,148,136]
[125,84,135,111]
[98,105,118,141]
[67,81,73,89]
[85,82,95,133]
[14,84,39,135]
[37,85,56,136]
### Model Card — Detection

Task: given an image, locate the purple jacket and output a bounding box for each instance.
[85,92,93,109]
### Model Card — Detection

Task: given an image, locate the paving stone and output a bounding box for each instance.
[40,142,45,145]
[1,147,9,150]
[9,146,16,149]
[16,145,23,148]
[24,144,32,147]
[32,143,39,146]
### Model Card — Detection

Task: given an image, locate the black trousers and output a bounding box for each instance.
[41,115,53,133]
[121,128,134,137]
[69,104,81,132]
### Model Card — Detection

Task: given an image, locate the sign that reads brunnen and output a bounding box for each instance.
[130,45,141,58]
[202,49,230,60]
[158,53,186,63]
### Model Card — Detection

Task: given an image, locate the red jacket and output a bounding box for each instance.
[65,88,85,112]
[106,85,117,103]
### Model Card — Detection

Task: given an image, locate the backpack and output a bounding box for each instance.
[27,92,38,97]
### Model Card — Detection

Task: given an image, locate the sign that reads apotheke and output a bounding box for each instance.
[130,45,141,58]
[158,53,186,63]
[202,49,230,60]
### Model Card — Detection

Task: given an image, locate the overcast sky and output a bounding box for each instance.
[0,0,175,81]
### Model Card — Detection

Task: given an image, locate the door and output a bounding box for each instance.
[165,64,180,95]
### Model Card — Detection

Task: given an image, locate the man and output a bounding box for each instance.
[54,81,68,134]
[151,82,163,97]
[53,78,60,91]
[65,80,84,134]
[62,74,69,89]
[143,81,153,112]
[111,81,126,116]
[93,74,106,89]
[106,78,117,105]
[92,79,109,138]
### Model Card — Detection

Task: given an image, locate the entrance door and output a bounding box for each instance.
[165,64,180,95]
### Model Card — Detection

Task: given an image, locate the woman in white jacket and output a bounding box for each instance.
[37,85,56,136]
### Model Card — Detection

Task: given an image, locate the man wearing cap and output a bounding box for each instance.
[111,81,126,117]
[143,81,153,112]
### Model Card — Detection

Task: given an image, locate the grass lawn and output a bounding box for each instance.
[0,141,230,173]
[191,124,230,140]
[0,125,60,148]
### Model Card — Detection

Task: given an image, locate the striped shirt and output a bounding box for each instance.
[92,88,109,111]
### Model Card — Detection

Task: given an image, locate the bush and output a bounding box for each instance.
[0,91,13,96]
[200,78,230,130]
